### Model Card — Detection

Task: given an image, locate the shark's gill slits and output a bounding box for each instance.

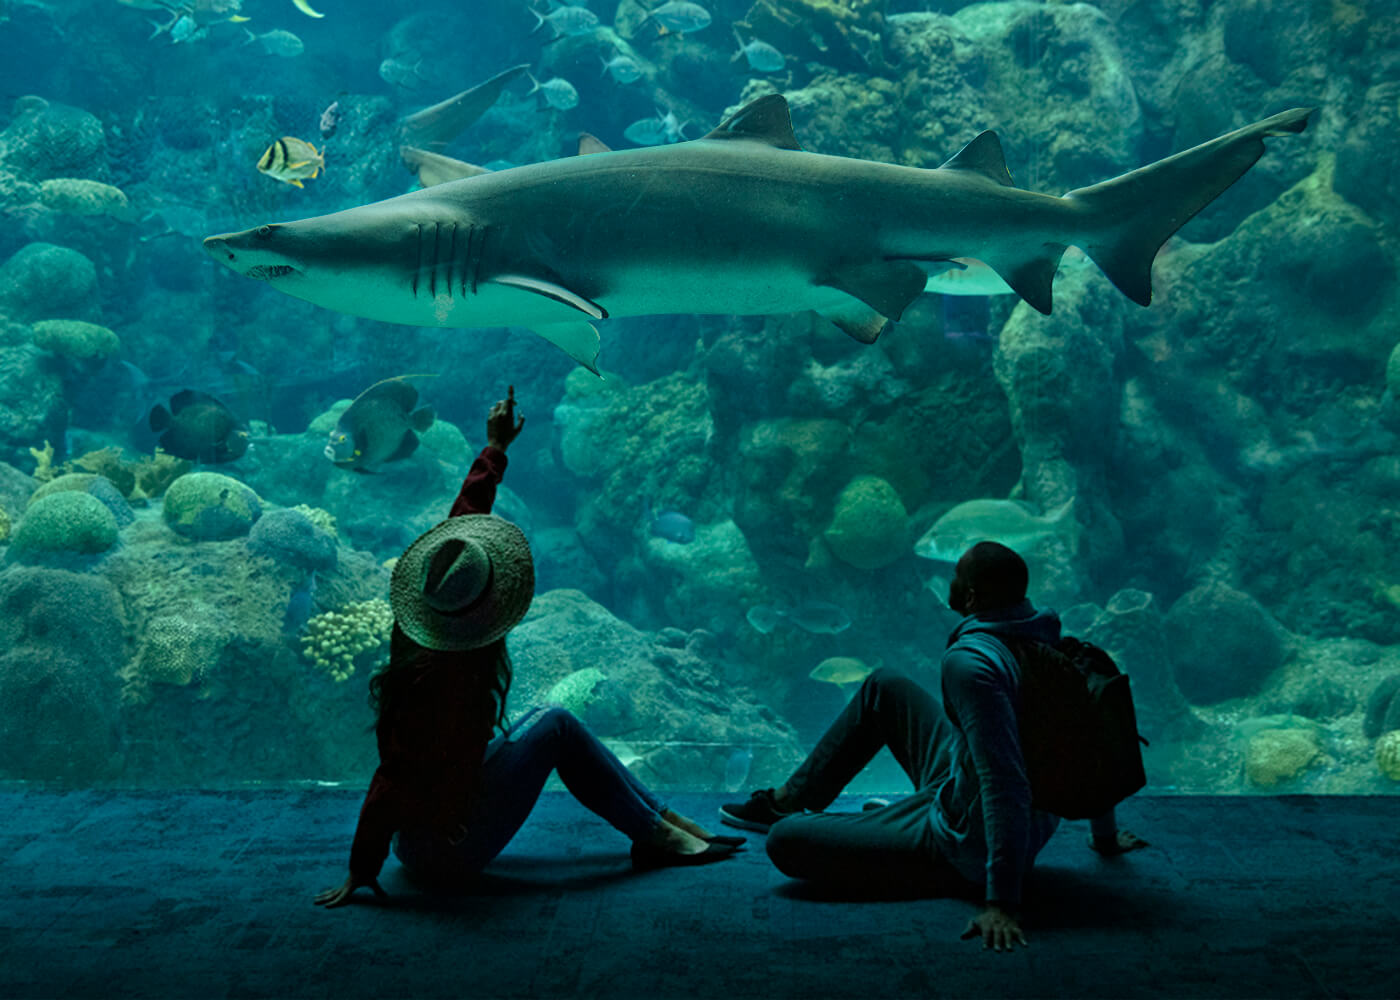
[412,223,424,297]
[463,224,482,295]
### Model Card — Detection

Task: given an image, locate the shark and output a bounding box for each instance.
[203,94,1311,372]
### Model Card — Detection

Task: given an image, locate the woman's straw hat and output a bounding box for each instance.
[390,515,534,651]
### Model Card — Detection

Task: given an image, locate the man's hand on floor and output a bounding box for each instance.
[961,904,1027,952]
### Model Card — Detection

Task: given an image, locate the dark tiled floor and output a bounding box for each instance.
[2,790,1397,999]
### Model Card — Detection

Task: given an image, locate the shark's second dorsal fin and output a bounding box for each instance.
[703,94,802,150]
[939,131,1014,186]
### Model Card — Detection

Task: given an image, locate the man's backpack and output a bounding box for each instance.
[997,635,1149,820]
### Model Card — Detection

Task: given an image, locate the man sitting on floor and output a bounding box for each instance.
[720,541,1148,951]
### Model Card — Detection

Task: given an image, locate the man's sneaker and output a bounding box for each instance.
[719,788,794,833]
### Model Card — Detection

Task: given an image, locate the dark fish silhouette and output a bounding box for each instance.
[324,376,435,473]
[148,389,249,463]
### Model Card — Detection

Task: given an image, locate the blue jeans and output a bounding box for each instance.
[393,707,667,882]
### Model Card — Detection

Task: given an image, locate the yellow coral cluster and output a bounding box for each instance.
[28,440,54,482]
[301,599,393,682]
[291,503,337,537]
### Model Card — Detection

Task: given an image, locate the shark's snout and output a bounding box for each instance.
[203,230,298,281]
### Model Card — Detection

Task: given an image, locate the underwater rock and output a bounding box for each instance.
[509,588,806,789]
[1085,587,1198,740]
[530,525,608,600]
[1244,725,1323,787]
[11,490,119,558]
[0,242,101,323]
[1363,673,1400,740]
[31,472,134,527]
[247,506,337,572]
[0,345,65,467]
[0,565,125,781]
[742,0,887,70]
[821,475,909,571]
[162,472,262,541]
[0,99,108,182]
[638,518,766,634]
[30,319,119,363]
[1165,581,1287,705]
[1335,81,1400,227]
[733,417,851,559]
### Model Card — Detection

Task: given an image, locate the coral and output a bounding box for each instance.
[300,599,393,682]
[162,471,262,540]
[11,491,118,556]
[307,400,351,435]
[247,507,337,572]
[0,243,101,323]
[37,178,129,218]
[138,610,227,687]
[30,319,119,362]
[821,475,909,570]
[0,100,107,182]
[131,452,191,500]
[1363,674,1400,739]
[0,566,125,781]
[1377,731,1400,781]
[544,667,607,715]
[417,419,470,466]
[31,472,134,526]
[1244,726,1323,787]
[291,503,337,537]
[66,445,135,496]
[28,440,54,481]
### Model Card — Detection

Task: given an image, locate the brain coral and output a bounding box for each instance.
[139,611,226,687]
[1378,731,1400,781]
[822,474,909,570]
[30,319,120,362]
[1244,727,1322,787]
[163,472,261,540]
[32,472,134,526]
[37,178,129,218]
[12,491,118,556]
[247,507,337,571]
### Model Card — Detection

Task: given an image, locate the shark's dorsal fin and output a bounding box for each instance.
[491,275,608,320]
[703,94,802,150]
[578,132,611,155]
[939,131,1014,187]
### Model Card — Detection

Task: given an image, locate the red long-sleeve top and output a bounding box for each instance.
[348,445,508,881]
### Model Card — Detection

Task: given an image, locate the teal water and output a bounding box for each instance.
[0,0,1395,797]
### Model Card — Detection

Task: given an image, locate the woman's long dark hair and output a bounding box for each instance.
[368,624,514,738]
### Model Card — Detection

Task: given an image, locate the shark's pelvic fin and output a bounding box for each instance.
[702,94,802,150]
[816,259,928,342]
[938,131,1015,187]
[531,321,601,374]
[491,274,608,320]
[1065,106,1313,307]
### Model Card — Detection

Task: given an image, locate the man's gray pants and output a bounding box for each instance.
[767,668,976,896]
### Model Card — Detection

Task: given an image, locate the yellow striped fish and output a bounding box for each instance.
[256,136,324,188]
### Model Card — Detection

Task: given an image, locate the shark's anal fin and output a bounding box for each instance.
[530,321,601,374]
[490,274,608,320]
[815,259,928,342]
[982,245,1066,315]
[702,94,802,151]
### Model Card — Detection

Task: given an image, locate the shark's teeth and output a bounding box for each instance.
[245,264,296,280]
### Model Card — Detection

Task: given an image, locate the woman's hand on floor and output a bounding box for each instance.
[1089,829,1150,856]
[314,872,386,908]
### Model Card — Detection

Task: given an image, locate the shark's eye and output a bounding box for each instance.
[256,225,273,238]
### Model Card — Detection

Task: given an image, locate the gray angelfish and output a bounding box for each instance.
[325,376,436,473]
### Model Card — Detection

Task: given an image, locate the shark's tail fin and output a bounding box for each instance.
[1065,107,1312,308]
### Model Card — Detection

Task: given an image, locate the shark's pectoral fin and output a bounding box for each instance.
[530,321,601,374]
[490,274,608,321]
[815,259,928,342]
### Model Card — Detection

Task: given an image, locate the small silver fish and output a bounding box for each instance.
[733,30,784,72]
[318,99,344,140]
[531,4,599,38]
[600,52,642,84]
[527,74,579,111]
[647,1,711,34]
